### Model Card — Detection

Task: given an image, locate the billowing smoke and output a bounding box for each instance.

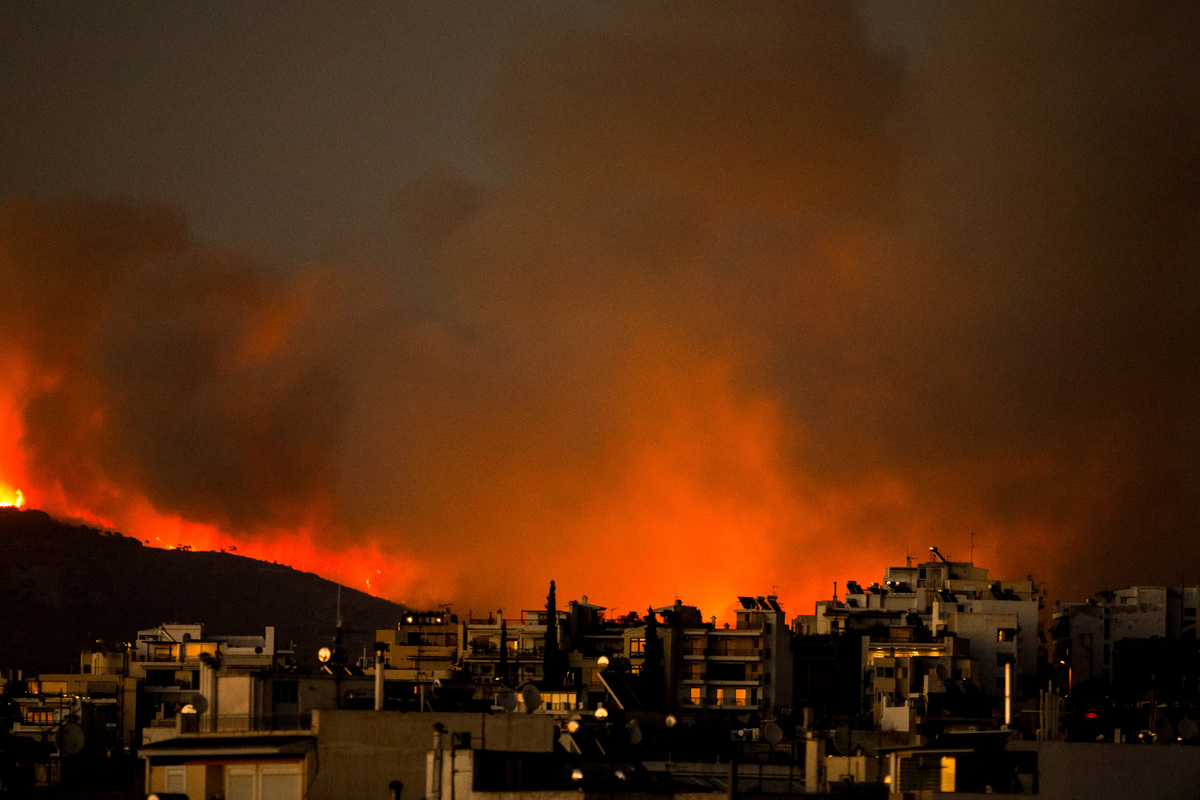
[2,2,1200,615]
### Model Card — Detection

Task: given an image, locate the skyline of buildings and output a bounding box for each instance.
[6,545,1200,797]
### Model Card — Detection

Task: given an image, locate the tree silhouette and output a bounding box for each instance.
[644,607,665,710]
[542,580,567,686]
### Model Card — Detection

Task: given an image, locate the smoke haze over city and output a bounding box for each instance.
[2,1,1200,617]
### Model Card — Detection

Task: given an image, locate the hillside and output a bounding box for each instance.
[0,507,409,676]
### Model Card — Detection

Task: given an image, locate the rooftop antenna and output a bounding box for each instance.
[970,531,975,563]
[336,584,343,630]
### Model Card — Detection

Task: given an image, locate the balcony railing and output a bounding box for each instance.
[465,646,544,659]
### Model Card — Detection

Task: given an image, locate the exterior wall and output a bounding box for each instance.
[927,740,1200,800]
[865,637,962,723]
[677,602,791,716]
[1109,587,1168,640]
[941,599,1037,699]
[432,749,579,800]
[147,757,305,800]
[1022,740,1200,800]
[20,673,139,751]
[307,709,554,800]
[1053,602,1106,685]
[377,612,459,682]
[217,674,255,731]
[1054,586,1200,691]
[804,560,1038,730]
[460,611,562,685]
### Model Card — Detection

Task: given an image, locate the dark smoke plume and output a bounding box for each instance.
[3,2,1200,614]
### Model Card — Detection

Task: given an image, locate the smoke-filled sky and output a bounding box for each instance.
[3,1,1200,620]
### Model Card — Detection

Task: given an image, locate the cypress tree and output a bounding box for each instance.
[543,580,566,685]
[644,607,665,710]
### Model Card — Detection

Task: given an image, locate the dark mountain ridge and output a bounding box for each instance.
[0,507,408,676]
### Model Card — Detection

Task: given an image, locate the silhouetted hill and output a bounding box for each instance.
[0,507,409,676]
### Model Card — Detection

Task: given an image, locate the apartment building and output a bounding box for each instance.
[794,551,1039,734]
[677,595,792,719]
[1053,585,1200,690]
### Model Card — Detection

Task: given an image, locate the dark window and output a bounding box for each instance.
[708,662,747,681]
[273,681,299,704]
[144,670,176,687]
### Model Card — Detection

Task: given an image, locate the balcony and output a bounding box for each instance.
[685,648,765,660]
[464,645,544,660]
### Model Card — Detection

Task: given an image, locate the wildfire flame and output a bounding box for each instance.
[0,487,22,508]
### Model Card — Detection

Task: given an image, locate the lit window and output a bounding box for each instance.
[734,688,747,706]
[689,688,701,705]
[629,638,645,655]
[23,709,54,725]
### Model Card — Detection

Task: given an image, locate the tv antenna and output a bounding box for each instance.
[336,584,343,630]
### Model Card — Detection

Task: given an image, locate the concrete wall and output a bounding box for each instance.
[217,674,252,731]
[307,710,555,800]
[929,741,1200,800]
[1025,741,1200,800]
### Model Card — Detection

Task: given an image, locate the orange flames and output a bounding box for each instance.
[0,377,416,598]
[0,193,1055,624]
[0,379,27,509]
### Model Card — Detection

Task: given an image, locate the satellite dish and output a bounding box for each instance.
[763,721,784,745]
[626,719,642,745]
[1154,717,1175,743]
[57,723,86,756]
[936,664,951,681]
[1180,718,1199,740]
[187,693,209,714]
[498,691,518,712]
[520,684,542,713]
